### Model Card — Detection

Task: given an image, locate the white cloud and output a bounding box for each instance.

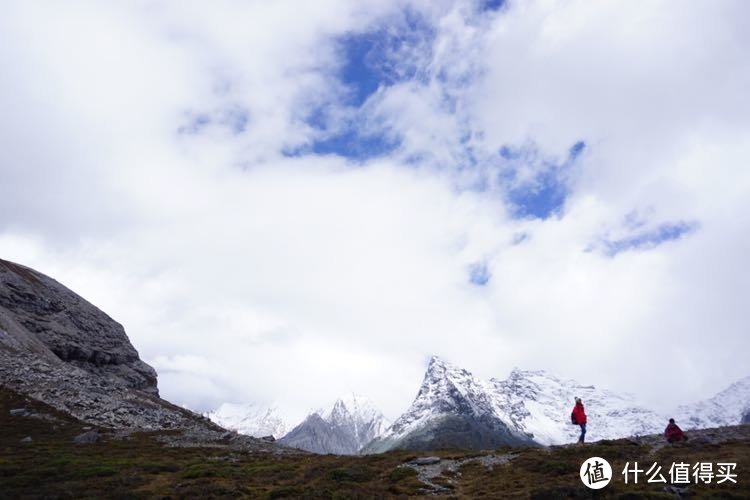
[1,0,749,425]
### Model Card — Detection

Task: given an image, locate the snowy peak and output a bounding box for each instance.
[325,393,381,424]
[490,368,665,445]
[677,376,750,429]
[365,357,535,453]
[368,357,676,453]
[207,402,287,439]
[425,355,461,377]
[423,356,476,385]
[279,394,388,455]
[413,356,486,416]
[324,393,389,444]
[398,357,497,429]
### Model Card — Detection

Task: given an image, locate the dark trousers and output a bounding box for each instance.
[579,423,586,442]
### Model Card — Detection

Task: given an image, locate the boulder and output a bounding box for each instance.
[74,430,100,444]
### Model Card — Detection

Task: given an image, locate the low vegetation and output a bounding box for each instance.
[1,387,747,498]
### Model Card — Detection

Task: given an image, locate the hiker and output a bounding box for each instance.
[571,397,587,445]
[665,418,687,443]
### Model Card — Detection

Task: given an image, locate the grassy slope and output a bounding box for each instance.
[1,386,748,499]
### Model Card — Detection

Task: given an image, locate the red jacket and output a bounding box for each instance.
[665,423,685,442]
[572,402,587,425]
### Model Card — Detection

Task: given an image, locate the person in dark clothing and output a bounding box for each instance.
[571,397,587,445]
[665,418,687,443]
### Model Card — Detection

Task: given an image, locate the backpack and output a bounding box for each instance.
[571,411,578,425]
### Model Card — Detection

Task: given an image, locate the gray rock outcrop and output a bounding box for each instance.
[0,258,156,393]
[74,430,100,444]
[0,258,237,439]
[0,258,184,430]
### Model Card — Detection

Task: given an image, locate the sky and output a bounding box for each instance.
[1,0,749,425]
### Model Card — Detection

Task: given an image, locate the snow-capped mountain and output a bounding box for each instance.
[363,357,536,453]
[676,376,750,430]
[207,402,287,439]
[279,394,388,455]
[206,360,748,455]
[491,368,665,445]
[365,356,667,453]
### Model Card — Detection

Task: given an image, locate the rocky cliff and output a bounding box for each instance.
[0,258,222,435]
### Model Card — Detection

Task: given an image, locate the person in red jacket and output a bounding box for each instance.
[572,397,587,445]
[665,418,687,443]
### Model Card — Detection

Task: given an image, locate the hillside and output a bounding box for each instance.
[2,384,748,498]
[0,257,274,451]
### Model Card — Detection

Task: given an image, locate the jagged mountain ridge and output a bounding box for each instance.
[365,357,671,453]
[207,402,288,438]
[490,368,666,445]
[677,376,750,430]
[278,394,388,455]
[364,357,537,453]
[367,357,749,453]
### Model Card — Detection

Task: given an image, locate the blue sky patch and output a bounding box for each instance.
[598,221,697,257]
[311,129,400,160]
[292,11,433,161]
[506,169,568,220]
[340,34,383,106]
[499,140,585,220]
[469,261,491,286]
[480,0,506,12]
[284,128,400,162]
[337,11,434,107]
